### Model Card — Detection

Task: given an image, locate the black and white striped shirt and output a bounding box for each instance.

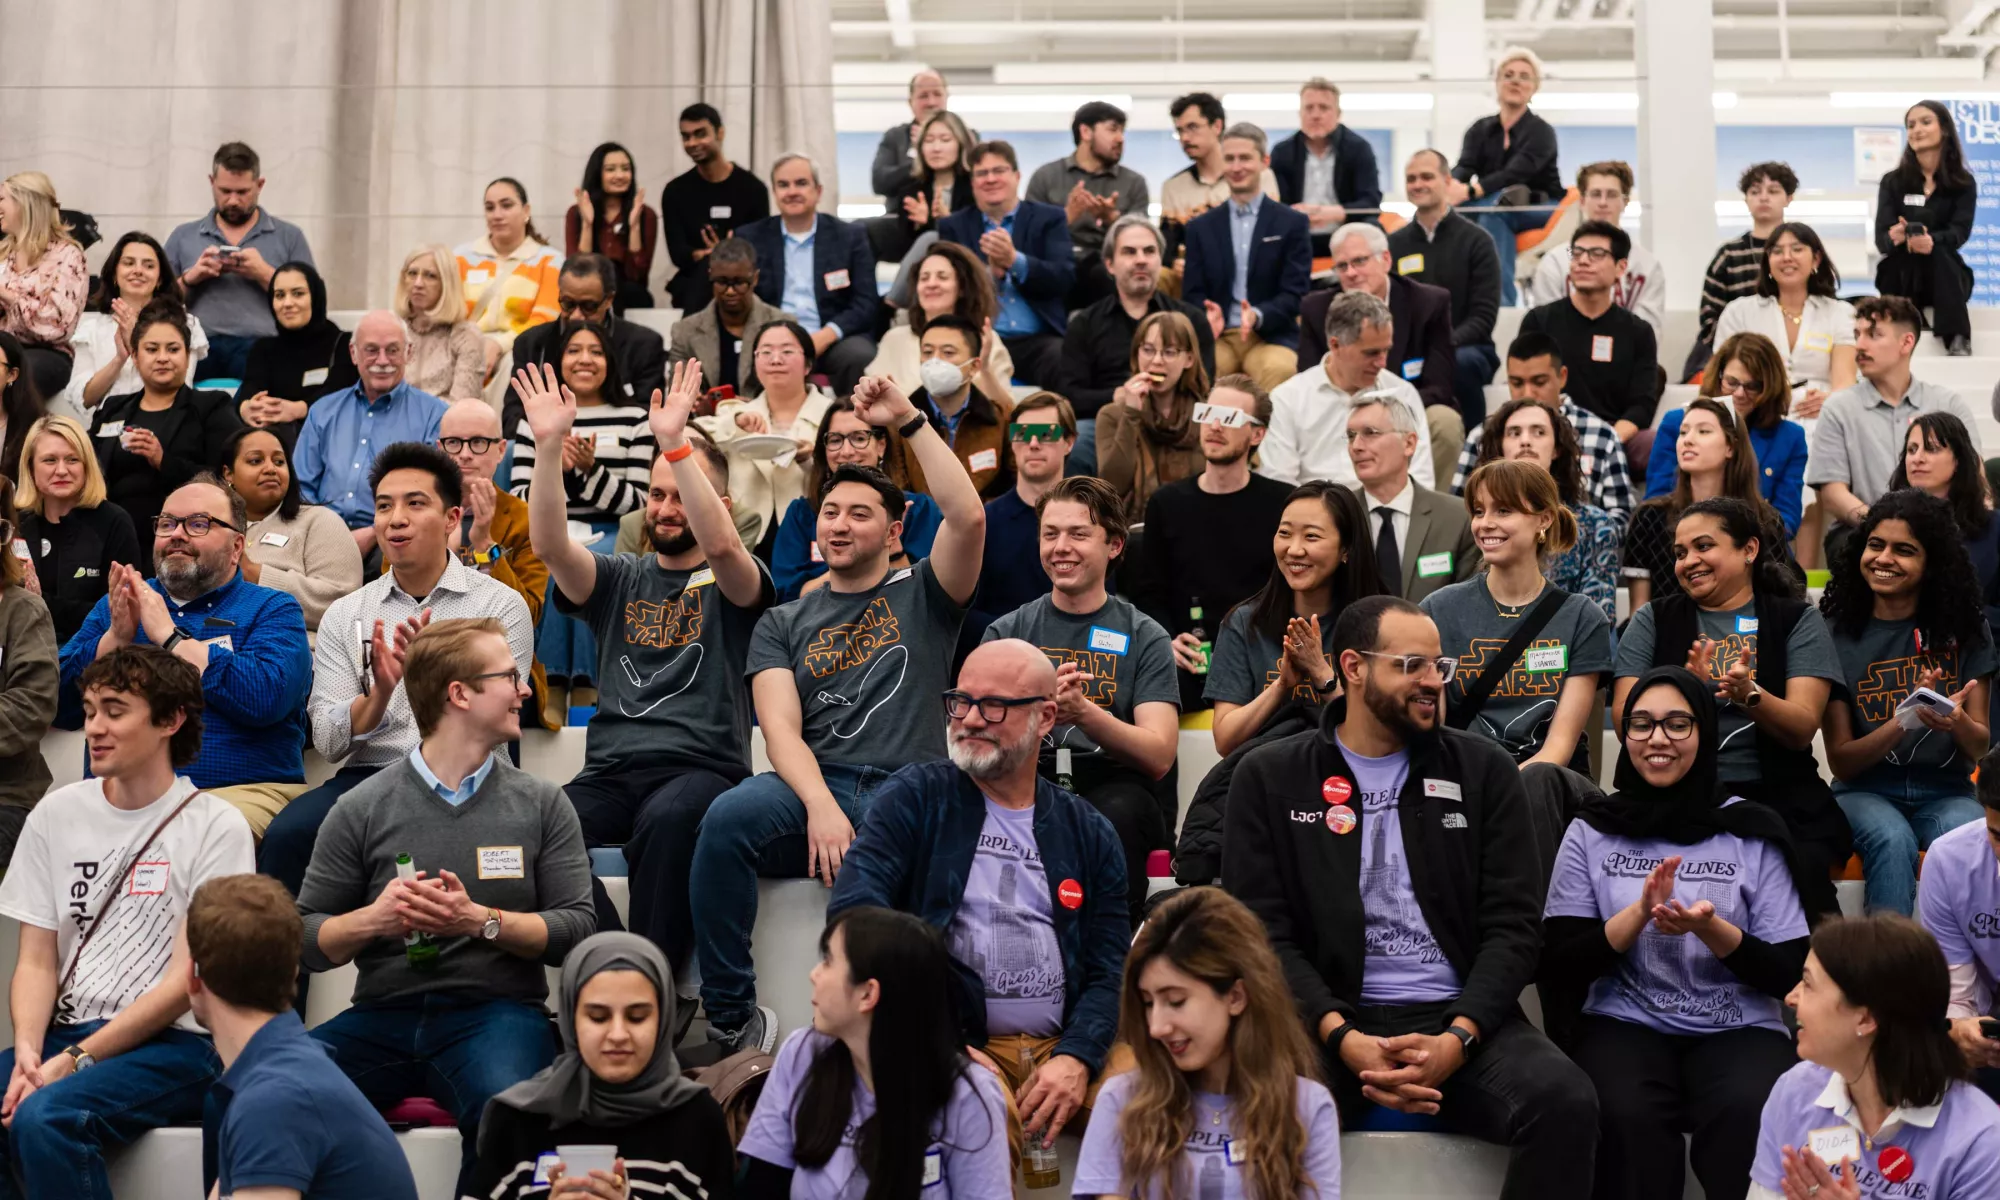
[509,402,654,522]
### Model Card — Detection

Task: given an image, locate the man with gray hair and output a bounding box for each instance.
[1057,213,1216,471]
[1180,122,1313,392]
[873,68,950,196]
[1271,78,1384,253]
[1346,394,1479,602]
[739,152,880,394]
[1262,290,1433,489]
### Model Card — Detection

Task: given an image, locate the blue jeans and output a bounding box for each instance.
[259,765,381,899]
[1454,342,1500,427]
[311,995,556,1197]
[690,763,892,1028]
[1461,193,1546,306]
[195,334,256,382]
[1834,778,1984,915]
[0,1022,219,1200]
[1066,418,1098,477]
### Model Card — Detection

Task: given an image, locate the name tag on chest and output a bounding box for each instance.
[1523,646,1567,673]
[129,858,170,895]
[967,448,999,473]
[923,1149,943,1185]
[259,531,291,548]
[478,846,525,879]
[1590,335,1615,362]
[1416,552,1453,578]
[302,367,330,386]
[1088,626,1129,655]
[1904,193,1928,207]
[1807,1125,1861,1167]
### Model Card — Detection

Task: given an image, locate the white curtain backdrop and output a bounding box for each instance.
[0,0,835,307]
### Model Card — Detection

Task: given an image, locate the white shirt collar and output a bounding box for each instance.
[1369,478,1416,517]
[1811,1070,1944,1136]
[382,555,476,604]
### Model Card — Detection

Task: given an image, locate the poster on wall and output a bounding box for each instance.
[1854,128,1903,183]
[1947,99,2000,306]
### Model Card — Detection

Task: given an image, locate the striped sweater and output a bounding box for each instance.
[1697,231,1768,345]
[508,402,654,522]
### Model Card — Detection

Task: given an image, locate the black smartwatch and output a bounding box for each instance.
[897,412,929,441]
[1444,1025,1478,1058]
[160,629,189,653]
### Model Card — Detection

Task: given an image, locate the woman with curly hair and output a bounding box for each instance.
[1475,397,1620,621]
[1819,490,1994,916]
[1074,887,1340,1200]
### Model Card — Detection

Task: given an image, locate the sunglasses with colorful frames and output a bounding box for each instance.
[1191,403,1263,429]
[1008,423,1068,443]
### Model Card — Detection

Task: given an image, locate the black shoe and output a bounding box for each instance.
[1947,336,1973,356]
[706,1004,778,1055]
[1494,184,1531,207]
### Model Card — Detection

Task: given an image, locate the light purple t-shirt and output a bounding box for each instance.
[1916,818,2000,1015]
[1544,816,1808,1036]
[1339,733,1461,1004]
[945,798,1066,1037]
[1073,1071,1343,1200]
[1752,1061,2000,1199]
[738,1028,1012,1199]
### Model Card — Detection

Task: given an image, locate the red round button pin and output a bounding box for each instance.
[1057,879,1084,910]
[1322,776,1352,806]
[1877,1146,1913,1184]
[1326,804,1357,835]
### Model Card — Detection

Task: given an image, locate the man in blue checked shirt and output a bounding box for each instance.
[59,476,313,837]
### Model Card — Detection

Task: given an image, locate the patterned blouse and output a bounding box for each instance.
[1550,500,1620,623]
[0,241,88,350]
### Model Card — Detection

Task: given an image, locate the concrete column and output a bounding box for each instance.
[1428,0,1489,167]
[1636,0,1717,310]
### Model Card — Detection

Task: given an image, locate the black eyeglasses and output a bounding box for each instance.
[1626,713,1696,740]
[153,514,240,537]
[440,436,503,454]
[558,297,609,315]
[467,668,522,689]
[711,276,755,292]
[825,430,885,451]
[942,691,1047,722]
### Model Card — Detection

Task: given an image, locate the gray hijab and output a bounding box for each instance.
[489,932,707,1128]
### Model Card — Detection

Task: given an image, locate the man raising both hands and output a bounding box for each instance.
[690,372,987,1055]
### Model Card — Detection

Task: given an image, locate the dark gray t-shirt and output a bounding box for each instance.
[1203,601,1332,708]
[747,558,967,769]
[561,552,774,778]
[1831,616,1998,792]
[1421,576,1614,761]
[1615,599,1843,781]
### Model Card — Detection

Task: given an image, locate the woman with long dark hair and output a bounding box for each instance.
[1097,310,1209,521]
[59,231,207,419]
[235,261,358,443]
[507,321,650,523]
[1819,491,1994,916]
[1075,887,1340,1199]
[1206,481,1384,756]
[889,111,977,245]
[1544,665,1811,1200]
[1750,915,2000,1199]
[1615,496,1849,921]
[459,177,564,365]
[1624,397,1797,609]
[219,425,361,631]
[738,907,1009,1198]
[771,396,940,601]
[1875,100,1978,355]
[567,142,659,312]
[867,242,1014,401]
[1714,223,1856,421]
[1475,397,1620,620]
[1643,333,1810,531]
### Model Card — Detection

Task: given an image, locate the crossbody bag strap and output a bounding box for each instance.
[1448,587,1570,729]
[56,791,200,1003]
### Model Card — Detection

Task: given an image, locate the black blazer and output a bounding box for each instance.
[1270,126,1384,218]
[1180,200,1313,350]
[90,387,245,572]
[1296,275,1457,412]
[887,173,977,242]
[738,213,880,342]
[937,200,1076,336]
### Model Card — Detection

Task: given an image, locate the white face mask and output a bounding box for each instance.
[919,357,966,397]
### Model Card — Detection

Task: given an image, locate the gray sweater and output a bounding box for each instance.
[297,756,594,1007]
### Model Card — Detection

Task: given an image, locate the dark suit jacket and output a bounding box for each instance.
[1180,199,1312,350]
[1270,126,1383,218]
[1297,275,1456,412]
[1374,481,1483,603]
[507,316,667,439]
[739,213,881,340]
[936,201,1075,336]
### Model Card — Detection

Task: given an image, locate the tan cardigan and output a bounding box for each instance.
[245,504,366,630]
[405,318,488,402]
[697,386,836,547]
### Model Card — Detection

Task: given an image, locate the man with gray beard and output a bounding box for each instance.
[831,638,1129,1156]
[58,475,315,835]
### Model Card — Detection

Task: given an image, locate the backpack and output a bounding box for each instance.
[688,1047,776,1145]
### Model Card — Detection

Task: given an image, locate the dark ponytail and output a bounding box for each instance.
[1812,914,1964,1109]
[1678,495,1804,602]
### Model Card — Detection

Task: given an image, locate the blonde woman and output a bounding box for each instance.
[0,172,88,397]
[14,413,140,643]
[395,245,485,401]
[1096,310,1209,519]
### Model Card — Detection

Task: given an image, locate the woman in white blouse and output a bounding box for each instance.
[1714,222,1856,422]
[699,320,836,550]
[55,232,208,422]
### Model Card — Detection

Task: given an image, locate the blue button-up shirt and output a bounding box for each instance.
[1225,194,1264,327]
[780,217,826,334]
[293,379,448,528]
[984,207,1045,338]
[407,746,497,806]
[60,574,314,789]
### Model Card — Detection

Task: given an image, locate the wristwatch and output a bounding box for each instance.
[1745,681,1764,709]
[61,1045,94,1072]
[160,629,189,653]
[480,908,502,940]
[1443,1025,1478,1058]
[897,412,929,441]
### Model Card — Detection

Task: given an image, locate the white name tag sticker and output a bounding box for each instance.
[97,421,125,439]
[128,859,169,896]
[532,1153,559,1184]
[623,382,635,397]
[1808,1125,1861,1167]
[809,540,824,563]
[259,531,290,548]
[478,846,526,880]
[922,1149,943,1186]
[823,268,852,291]
[302,367,330,386]
[1524,646,1568,673]
[1737,616,1759,634]
[1803,332,1832,351]
[1416,552,1453,578]
[1225,1138,1249,1166]
[1424,778,1463,801]
[1591,335,1615,363]
[1903,193,1928,207]
[202,634,233,653]
[1088,626,1130,655]
[710,205,733,219]
[594,431,621,450]
[1401,358,1424,380]
[686,567,715,589]
[968,448,999,472]
[1396,253,1425,275]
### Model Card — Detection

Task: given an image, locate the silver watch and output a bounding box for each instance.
[480,909,502,940]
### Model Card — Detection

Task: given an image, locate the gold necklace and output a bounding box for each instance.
[1779,304,1805,327]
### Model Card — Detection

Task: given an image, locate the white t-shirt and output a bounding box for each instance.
[0,777,253,1033]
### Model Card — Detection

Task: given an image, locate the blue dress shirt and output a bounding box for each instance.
[984,208,1045,338]
[407,746,498,806]
[293,380,448,528]
[1226,194,1264,327]
[780,218,827,334]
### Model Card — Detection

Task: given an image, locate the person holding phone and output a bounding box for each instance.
[1874,101,1978,356]
[1821,490,1994,917]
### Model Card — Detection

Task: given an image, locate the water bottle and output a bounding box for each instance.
[1019,1045,1062,1189]
[1189,604,1211,675]
[395,853,440,971]
[1055,748,1075,794]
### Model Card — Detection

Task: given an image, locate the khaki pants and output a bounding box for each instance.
[1426,404,1466,490]
[1213,329,1299,393]
[975,1035,1136,1175]
[206,782,311,840]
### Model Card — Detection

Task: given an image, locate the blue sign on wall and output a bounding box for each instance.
[1948,100,2000,306]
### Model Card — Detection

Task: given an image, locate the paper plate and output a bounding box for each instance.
[567,520,604,546]
[725,433,800,459]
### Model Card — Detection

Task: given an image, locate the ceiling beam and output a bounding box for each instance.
[831,18,1429,39]
[882,0,916,50]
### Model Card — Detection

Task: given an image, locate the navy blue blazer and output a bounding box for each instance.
[739,213,879,340]
[936,200,1075,336]
[1180,198,1313,350]
[1270,126,1384,219]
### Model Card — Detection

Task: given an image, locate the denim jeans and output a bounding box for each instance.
[0,1021,219,1200]
[690,763,892,1028]
[311,995,557,1198]
[1453,342,1500,426]
[1835,777,1984,915]
[1460,193,1546,306]
[1066,418,1099,477]
[194,333,256,382]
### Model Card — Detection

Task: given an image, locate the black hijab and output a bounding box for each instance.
[266,261,340,346]
[1581,665,1817,904]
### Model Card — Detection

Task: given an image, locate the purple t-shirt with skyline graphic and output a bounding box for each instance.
[1340,733,1462,1005]
[946,798,1066,1037]
[1918,818,2000,1015]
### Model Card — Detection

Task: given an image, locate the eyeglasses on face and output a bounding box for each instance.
[942,691,1047,722]
[1572,246,1617,263]
[1344,425,1399,443]
[1718,374,1761,396]
[153,514,239,537]
[467,668,522,690]
[558,297,609,315]
[825,430,885,451]
[755,345,803,361]
[1625,713,1696,740]
[710,275,755,292]
[1331,255,1379,274]
[1009,422,1068,443]
[971,166,1014,180]
[1356,649,1458,682]
[439,436,502,455]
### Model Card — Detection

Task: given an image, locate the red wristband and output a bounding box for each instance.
[663,440,695,463]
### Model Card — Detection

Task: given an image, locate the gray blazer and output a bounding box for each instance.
[667,295,787,396]
[1359,481,1483,604]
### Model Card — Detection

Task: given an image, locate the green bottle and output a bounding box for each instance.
[395,853,440,971]
[1189,604,1212,675]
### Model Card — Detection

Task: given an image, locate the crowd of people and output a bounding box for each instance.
[0,47,1996,1200]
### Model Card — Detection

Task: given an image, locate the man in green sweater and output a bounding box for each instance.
[295,616,594,1196]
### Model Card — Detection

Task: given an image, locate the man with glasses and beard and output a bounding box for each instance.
[1223,594,1598,1199]
[59,475,313,837]
[832,638,1128,1166]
